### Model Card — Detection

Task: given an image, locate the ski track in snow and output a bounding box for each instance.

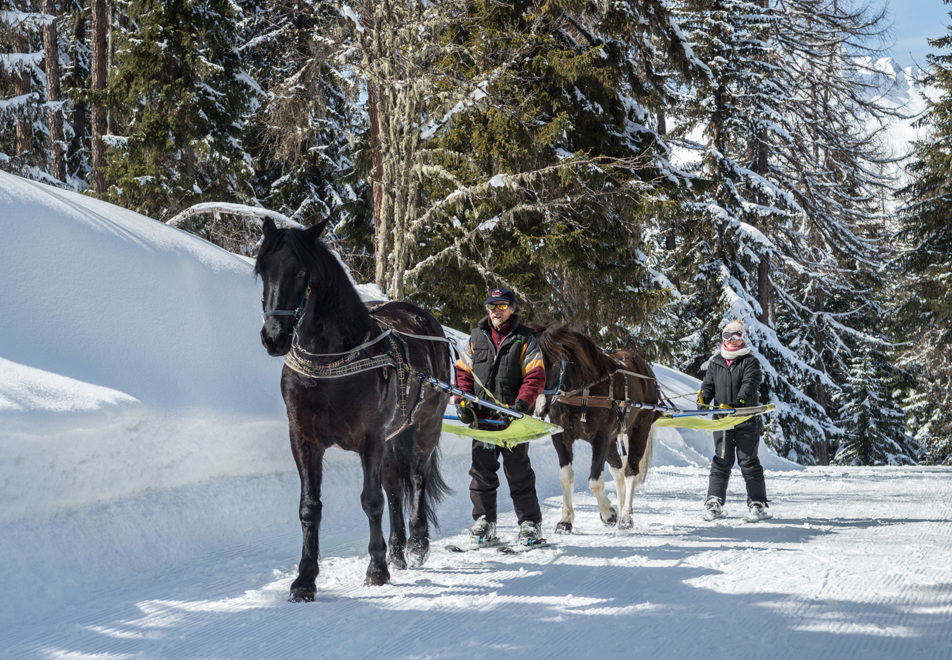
[3,461,952,660]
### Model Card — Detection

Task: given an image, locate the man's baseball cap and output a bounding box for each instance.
[484,287,516,306]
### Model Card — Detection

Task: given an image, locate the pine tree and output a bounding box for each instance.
[41,0,64,182]
[671,0,831,463]
[670,0,900,464]
[0,1,48,176]
[766,0,899,464]
[381,0,698,345]
[833,344,916,465]
[61,0,89,186]
[101,0,255,219]
[895,0,952,464]
[236,1,363,237]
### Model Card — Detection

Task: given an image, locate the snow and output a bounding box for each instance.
[2,171,951,658]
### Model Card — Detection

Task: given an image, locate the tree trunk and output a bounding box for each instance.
[812,287,830,465]
[369,81,386,288]
[758,255,769,325]
[68,7,87,178]
[360,0,388,292]
[13,10,32,157]
[43,0,65,182]
[90,0,107,193]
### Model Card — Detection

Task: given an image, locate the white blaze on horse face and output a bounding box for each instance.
[559,464,575,525]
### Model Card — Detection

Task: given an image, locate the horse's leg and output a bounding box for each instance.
[406,429,443,568]
[289,439,325,603]
[360,439,390,586]
[552,432,576,533]
[588,432,617,527]
[406,453,430,568]
[382,455,408,571]
[619,422,655,530]
[607,436,627,523]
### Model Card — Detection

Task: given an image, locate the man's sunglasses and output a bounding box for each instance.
[722,331,745,342]
[486,303,510,311]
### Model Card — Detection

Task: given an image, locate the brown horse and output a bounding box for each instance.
[529,323,661,531]
[255,219,450,601]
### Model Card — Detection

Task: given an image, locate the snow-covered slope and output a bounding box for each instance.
[7,174,950,659]
[0,171,794,525]
[0,171,285,415]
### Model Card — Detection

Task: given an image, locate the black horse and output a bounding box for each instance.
[530,323,661,531]
[255,218,450,601]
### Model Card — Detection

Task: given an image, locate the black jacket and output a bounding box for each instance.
[458,315,542,408]
[699,352,762,431]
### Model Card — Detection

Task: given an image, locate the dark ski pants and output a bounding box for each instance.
[707,425,768,505]
[470,440,542,525]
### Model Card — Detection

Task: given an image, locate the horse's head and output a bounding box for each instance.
[527,322,570,418]
[254,218,328,356]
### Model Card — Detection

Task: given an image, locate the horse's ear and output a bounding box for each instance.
[262,217,277,237]
[307,219,330,239]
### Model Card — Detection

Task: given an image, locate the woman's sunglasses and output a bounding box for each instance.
[486,303,510,311]
[722,331,745,342]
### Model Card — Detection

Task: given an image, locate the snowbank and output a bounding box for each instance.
[0,172,796,528]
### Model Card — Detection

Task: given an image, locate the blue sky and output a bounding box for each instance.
[887,0,951,68]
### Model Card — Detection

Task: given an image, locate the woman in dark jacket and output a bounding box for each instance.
[698,320,771,522]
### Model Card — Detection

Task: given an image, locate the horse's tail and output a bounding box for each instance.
[421,445,450,530]
[389,429,451,530]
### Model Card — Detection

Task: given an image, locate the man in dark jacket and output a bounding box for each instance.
[698,319,772,522]
[455,287,546,545]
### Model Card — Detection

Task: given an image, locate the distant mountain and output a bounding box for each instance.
[852,57,933,167]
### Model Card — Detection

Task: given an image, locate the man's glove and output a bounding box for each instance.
[512,399,530,415]
[456,400,476,425]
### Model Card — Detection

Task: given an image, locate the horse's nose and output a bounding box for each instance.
[261,326,284,356]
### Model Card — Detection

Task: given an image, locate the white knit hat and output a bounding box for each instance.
[723,320,745,334]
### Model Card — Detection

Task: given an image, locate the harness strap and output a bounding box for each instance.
[556,394,616,409]
[285,346,395,378]
[291,326,393,358]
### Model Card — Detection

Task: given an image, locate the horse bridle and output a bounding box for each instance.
[542,353,569,397]
[262,284,310,323]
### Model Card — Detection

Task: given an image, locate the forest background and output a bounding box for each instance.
[2,0,951,467]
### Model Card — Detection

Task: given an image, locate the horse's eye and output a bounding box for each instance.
[298,271,307,279]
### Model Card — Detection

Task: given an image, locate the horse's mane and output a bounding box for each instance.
[530,322,618,385]
[255,226,373,331]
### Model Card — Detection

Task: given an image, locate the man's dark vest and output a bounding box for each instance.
[469,316,533,407]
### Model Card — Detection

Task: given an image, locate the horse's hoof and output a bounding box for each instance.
[618,517,633,530]
[602,507,618,527]
[364,573,390,586]
[406,540,430,568]
[388,552,408,571]
[288,579,316,603]
[555,521,573,534]
[364,566,391,586]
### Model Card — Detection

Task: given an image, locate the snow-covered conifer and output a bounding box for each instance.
[833,344,916,465]
[895,0,952,464]
[102,0,255,219]
[670,0,903,464]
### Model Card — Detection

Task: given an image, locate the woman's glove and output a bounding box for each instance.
[512,399,530,415]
